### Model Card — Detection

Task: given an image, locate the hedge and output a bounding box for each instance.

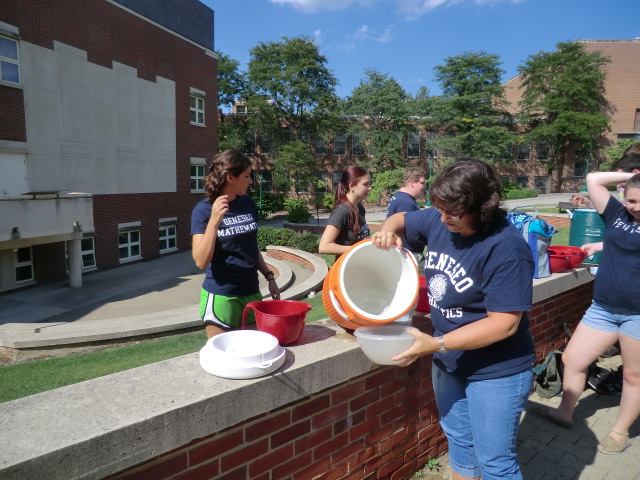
[258,227,319,253]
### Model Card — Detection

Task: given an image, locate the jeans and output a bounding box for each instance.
[432,362,533,479]
[581,301,640,340]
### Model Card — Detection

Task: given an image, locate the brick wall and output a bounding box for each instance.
[111,281,593,480]
[0,85,26,141]
[2,0,217,271]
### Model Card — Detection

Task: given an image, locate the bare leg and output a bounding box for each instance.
[451,471,479,480]
[609,333,640,443]
[205,324,226,339]
[556,323,618,421]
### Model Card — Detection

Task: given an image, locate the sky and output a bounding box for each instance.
[204,0,640,98]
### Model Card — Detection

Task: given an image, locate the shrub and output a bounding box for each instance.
[322,192,335,210]
[250,192,285,219]
[369,168,404,204]
[257,227,318,253]
[284,197,310,223]
[503,184,538,200]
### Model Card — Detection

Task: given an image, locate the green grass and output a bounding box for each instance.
[0,295,329,404]
[551,226,570,246]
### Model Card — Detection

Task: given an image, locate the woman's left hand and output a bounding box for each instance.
[372,230,403,250]
[269,278,280,300]
[391,327,438,366]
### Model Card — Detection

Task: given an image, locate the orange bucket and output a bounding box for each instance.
[322,239,419,330]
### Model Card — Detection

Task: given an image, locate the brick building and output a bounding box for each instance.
[0,0,217,292]
[503,39,640,193]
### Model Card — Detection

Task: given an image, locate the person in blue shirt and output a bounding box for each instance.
[373,158,535,480]
[538,171,640,455]
[191,149,279,339]
[386,167,426,218]
[319,165,372,257]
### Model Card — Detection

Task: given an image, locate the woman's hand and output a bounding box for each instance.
[582,242,603,257]
[372,230,403,250]
[211,195,229,226]
[391,327,438,367]
[268,278,280,300]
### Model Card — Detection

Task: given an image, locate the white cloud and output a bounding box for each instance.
[270,0,377,13]
[338,24,394,51]
[312,29,323,45]
[396,0,521,20]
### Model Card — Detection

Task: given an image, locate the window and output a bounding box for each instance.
[315,170,328,193]
[500,175,511,186]
[295,175,310,195]
[332,170,343,190]
[14,247,33,283]
[315,137,327,156]
[574,160,587,177]
[516,176,528,188]
[189,94,205,126]
[159,220,177,254]
[536,142,550,162]
[260,134,271,154]
[333,134,347,156]
[351,133,365,156]
[81,236,96,269]
[118,223,142,263]
[425,131,437,157]
[634,109,640,133]
[407,131,421,158]
[534,176,549,194]
[244,132,256,155]
[517,143,530,161]
[235,104,247,115]
[190,157,206,193]
[0,34,20,85]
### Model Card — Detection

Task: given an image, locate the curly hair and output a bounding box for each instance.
[430,158,505,234]
[204,149,252,204]
[334,165,368,236]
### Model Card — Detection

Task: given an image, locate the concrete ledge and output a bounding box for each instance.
[260,255,293,296]
[532,267,594,303]
[266,246,328,300]
[0,320,371,480]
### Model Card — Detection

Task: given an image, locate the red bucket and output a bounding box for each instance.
[242,300,311,346]
[549,254,570,273]
[415,275,430,313]
[548,246,586,269]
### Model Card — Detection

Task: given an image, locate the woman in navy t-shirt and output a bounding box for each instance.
[373,158,535,479]
[540,172,640,454]
[191,150,279,339]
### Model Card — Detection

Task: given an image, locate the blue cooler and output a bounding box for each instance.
[569,209,606,265]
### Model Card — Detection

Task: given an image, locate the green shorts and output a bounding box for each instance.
[199,288,262,329]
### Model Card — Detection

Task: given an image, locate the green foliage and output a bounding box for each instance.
[503,183,538,200]
[216,51,246,109]
[257,227,318,252]
[218,117,247,151]
[247,36,339,143]
[345,70,409,170]
[322,191,335,210]
[369,167,404,203]
[518,41,610,190]
[426,458,441,472]
[602,138,636,171]
[273,140,316,195]
[429,52,515,163]
[249,192,285,219]
[284,197,311,223]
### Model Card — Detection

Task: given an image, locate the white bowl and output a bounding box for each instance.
[200,330,286,379]
[354,326,415,365]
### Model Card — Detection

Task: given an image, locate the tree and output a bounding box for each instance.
[426,52,515,162]
[216,52,248,150]
[518,41,610,191]
[247,36,339,144]
[272,140,316,196]
[345,69,410,170]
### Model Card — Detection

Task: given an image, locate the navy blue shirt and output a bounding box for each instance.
[387,191,420,218]
[404,208,535,380]
[191,196,260,296]
[594,197,640,312]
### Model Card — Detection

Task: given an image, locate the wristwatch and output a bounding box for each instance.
[264,271,275,282]
[437,336,447,353]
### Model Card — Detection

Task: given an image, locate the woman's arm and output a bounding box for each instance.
[392,311,522,366]
[192,196,229,270]
[319,225,351,255]
[257,251,280,299]
[371,212,406,250]
[582,242,603,257]
[586,172,635,214]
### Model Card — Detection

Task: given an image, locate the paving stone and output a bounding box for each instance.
[580,465,611,480]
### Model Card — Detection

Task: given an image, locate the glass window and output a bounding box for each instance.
[81,237,96,269]
[536,142,550,161]
[351,133,364,156]
[517,143,530,161]
[256,170,273,193]
[407,131,421,158]
[333,134,347,156]
[190,162,205,193]
[118,230,141,262]
[296,175,310,195]
[332,170,343,190]
[189,94,205,126]
[315,137,327,156]
[14,247,33,283]
[516,176,528,187]
[261,134,271,154]
[0,35,20,85]
[244,132,256,155]
[159,224,177,253]
[574,160,587,177]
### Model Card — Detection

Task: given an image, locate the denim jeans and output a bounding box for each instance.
[432,362,533,479]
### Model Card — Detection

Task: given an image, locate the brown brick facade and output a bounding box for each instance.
[0,85,26,141]
[2,0,217,270]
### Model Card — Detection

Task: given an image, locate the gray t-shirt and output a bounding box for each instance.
[327,203,370,247]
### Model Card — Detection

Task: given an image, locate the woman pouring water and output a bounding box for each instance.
[372,158,535,480]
